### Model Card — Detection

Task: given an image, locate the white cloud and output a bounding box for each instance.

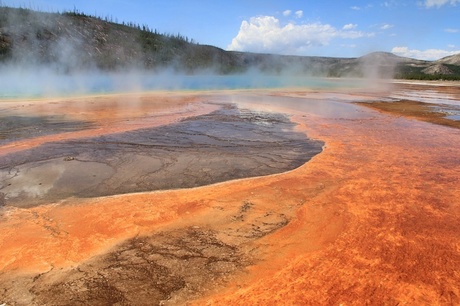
[228,16,373,55]
[381,1,400,7]
[380,24,394,30]
[283,10,291,17]
[295,10,303,18]
[343,23,357,30]
[392,46,460,60]
[340,44,357,48]
[424,0,460,7]
[351,6,361,10]
[445,28,459,33]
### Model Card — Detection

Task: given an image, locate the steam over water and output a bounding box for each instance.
[0,69,362,98]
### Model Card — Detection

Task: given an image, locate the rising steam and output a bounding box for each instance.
[0,6,395,98]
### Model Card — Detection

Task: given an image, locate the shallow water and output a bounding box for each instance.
[0,74,363,98]
[391,89,460,106]
[232,95,372,119]
[0,115,94,144]
[0,103,323,207]
[446,114,460,121]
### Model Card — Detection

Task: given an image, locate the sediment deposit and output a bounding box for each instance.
[0,83,459,305]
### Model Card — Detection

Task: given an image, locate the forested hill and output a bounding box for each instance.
[0,6,241,73]
[1,6,459,79]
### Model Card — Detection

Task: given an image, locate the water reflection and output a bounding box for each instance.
[232,95,372,119]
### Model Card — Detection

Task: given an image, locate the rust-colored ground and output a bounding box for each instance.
[1,83,459,305]
[0,92,218,156]
[359,100,460,129]
[365,81,460,130]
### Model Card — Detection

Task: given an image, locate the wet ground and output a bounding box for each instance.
[0,83,459,305]
[0,103,323,207]
[0,115,94,144]
[359,82,460,128]
[359,100,460,129]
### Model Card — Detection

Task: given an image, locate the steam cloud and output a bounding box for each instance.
[0,7,392,98]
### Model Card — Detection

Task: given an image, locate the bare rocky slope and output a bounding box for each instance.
[438,53,460,65]
[1,6,459,79]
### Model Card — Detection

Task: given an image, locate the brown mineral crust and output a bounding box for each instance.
[0,85,459,305]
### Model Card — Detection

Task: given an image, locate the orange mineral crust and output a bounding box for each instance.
[0,85,459,305]
[199,110,460,305]
[0,92,219,156]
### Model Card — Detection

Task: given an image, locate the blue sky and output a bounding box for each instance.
[2,0,460,60]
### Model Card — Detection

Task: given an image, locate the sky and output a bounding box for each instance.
[2,0,460,60]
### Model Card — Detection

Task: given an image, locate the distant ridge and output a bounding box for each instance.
[1,6,459,80]
[437,54,460,66]
[422,64,453,75]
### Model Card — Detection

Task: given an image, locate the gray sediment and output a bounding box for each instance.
[0,103,323,207]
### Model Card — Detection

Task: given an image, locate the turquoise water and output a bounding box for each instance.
[0,72,361,98]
